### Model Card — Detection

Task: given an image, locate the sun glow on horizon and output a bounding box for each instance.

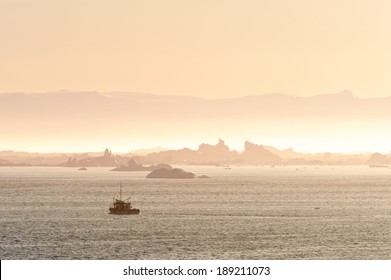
[1,137,389,155]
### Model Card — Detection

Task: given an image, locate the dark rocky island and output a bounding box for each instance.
[146,168,195,179]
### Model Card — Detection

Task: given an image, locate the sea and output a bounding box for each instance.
[0,165,390,260]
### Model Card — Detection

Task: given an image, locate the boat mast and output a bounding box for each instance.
[120,182,122,201]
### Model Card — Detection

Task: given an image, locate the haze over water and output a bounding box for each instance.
[1,166,390,259]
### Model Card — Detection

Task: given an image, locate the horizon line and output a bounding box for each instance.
[0,143,384,156]
[2,89,390,100]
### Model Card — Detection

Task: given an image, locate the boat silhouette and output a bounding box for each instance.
[109,183,140,215]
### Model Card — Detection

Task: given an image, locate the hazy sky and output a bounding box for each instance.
[1,0,391,98]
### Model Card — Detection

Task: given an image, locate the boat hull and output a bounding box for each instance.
[109,208,140,215]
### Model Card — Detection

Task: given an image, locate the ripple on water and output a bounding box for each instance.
[0,166,390,259]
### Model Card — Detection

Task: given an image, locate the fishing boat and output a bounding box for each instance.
[109,184,140,215]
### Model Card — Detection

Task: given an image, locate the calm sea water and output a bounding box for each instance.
[0,166,390,259]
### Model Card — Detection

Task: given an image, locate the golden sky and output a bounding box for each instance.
[1,0,391,98]
[2,1,391,153]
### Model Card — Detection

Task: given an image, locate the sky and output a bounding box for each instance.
[1,0,391,98]
[1,0,391,154]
